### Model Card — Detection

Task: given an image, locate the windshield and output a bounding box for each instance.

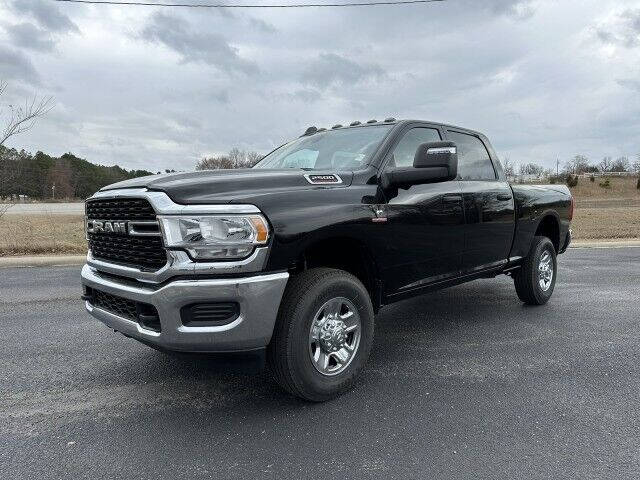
[253,125,392,170]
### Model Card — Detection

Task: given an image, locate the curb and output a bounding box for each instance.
[0,255,86,268]
[570,240,640,249]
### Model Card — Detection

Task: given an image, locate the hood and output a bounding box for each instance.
[101,169,353,204]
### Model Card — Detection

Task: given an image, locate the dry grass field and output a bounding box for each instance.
[572,207,640,239]
[0,214,86,256]
[567,176,640,239]
[0,176,638,256]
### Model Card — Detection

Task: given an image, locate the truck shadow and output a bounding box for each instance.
[110,276,534,406]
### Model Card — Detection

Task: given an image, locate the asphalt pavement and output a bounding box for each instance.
[1,248,639,479]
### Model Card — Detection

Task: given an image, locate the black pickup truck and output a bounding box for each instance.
[81,119,573,401]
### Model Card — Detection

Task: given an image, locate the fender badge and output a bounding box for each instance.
[304,174,342,185]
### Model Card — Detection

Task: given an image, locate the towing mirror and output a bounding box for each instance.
[413,141,458,177]
[382,141,458,189]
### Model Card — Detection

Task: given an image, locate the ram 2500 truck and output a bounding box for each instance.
[81,119,573,401]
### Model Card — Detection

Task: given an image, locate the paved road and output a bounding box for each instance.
[1,248,639,479]
[1,202,84,215]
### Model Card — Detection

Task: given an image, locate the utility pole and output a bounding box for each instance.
[52,183,55,200]
[556,158,559,176]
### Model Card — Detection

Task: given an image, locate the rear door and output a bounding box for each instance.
[445,130,515,273]
[380,125,465,294]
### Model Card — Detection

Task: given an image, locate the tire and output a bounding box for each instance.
[267,268,375,402]
[513,235,557,305]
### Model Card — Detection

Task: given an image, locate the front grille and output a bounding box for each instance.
[90,288,161,332]
[88,234,166,270]
[86,198,156,221]
[93,289,138,321]
[86,197,166,270]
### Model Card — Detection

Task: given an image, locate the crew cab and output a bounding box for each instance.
[81,119,573,401]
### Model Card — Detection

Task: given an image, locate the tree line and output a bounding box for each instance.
[195,148,263,170]
[503,154,640,179]
[0,145,155,201]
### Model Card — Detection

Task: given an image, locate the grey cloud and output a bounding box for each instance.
[617,78,640,92]
[1,0,638,173]
[484,0,536,20]
[209,90,230,104]
[0,46,40,85]
[7,23,55,52]
[301,53,385,89]
[141,12,258,75]
[11,0,79,34]
[246,16,277,34]
[596,8,640,47]
[293,89,321,103]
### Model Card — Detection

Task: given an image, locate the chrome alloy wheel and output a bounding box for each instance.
[309,297,361,376]
[538,250,554,291]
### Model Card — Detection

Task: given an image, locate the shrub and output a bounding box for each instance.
[590,175,595,182]
[599,179,611,189]
[566,174,579,187]
[549,177,556,184]
[637,178,640,190]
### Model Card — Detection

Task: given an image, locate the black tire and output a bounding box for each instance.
[267,268,375,402]
[513,235,557,305]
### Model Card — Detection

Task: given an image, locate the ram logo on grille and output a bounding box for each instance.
[87,220,128,235]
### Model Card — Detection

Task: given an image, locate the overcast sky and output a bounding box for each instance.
[1,0,639,171]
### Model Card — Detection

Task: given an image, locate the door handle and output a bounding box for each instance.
[497,194,512,201]
[442,194,462,203]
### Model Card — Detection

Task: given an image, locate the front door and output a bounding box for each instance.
[379,126,465,295]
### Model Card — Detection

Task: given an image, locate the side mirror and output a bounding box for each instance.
[382,141,458,189]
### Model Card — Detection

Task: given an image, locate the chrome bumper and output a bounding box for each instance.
[81,264,289,352]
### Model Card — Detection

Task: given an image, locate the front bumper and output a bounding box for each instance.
[81,264,289,353]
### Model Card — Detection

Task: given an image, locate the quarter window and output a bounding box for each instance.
[388,127,441,168]
[447,131,496,180]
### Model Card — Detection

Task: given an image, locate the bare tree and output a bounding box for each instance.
[502,156,515,179]
[196,155,233,170]
[519,162,545,176]
[0,80,54,147]
[633,154,640,174]
[610,156,630,172]
[599,156,612,173]
[196,148,263,170]
[246,150,263,165]
[565,155,590,174]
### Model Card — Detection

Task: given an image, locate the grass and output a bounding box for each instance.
[565,176,640,239]
[567,176,640,201]
[572,206,640,239]
[0,175,638,256]
[0,214,86,256]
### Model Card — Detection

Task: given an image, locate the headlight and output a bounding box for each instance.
[158,214,269,260]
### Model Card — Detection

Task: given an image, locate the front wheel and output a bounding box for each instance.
[267,268,374,402]
[513,235,557,305]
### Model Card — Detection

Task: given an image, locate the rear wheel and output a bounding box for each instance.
[513,235,557,305]
[267,268,374,402]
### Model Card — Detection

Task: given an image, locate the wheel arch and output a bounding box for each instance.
[296,235,382,312]
[534,212,561,252]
